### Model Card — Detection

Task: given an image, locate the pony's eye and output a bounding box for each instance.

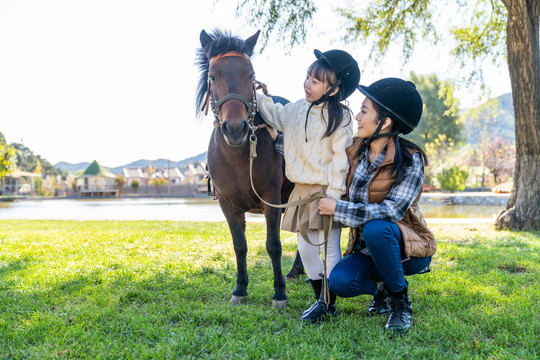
[208,75,216,82]
[249,74,255,80]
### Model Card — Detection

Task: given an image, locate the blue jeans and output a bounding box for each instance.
[329,219,431,297]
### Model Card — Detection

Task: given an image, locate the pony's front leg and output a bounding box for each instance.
[220,204,249,305]
[264,205,288,308]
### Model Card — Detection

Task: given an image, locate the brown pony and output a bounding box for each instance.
[196,29,297,307]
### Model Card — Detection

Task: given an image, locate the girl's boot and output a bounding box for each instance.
[300,279,337,324]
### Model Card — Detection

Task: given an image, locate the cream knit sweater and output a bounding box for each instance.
[257,93,353,200]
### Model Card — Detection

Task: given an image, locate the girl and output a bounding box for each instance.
[257,49,360,323]
[319,78,436,334]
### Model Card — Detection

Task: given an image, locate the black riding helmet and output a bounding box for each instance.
[314,49,360,101]
[357,78,423,135]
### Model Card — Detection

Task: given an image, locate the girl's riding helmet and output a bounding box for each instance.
[357,78,423,135]
[314,49,361,101]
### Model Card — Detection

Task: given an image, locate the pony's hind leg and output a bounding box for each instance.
[285,250,305,280]
[220,204,249,305]
[264,205,288,308]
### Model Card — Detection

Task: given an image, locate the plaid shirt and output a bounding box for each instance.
[334,147,424,229]
[273,132,284,155]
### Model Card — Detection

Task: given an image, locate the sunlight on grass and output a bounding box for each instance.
[0,220,539,358]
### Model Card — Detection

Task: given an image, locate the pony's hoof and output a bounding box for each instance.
[285,268,305,281]
[285,273,299,281]
[272,300,288,309]
[230,295,246,305]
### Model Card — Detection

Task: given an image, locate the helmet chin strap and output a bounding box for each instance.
[312,80,342,105]
[359,119,400,154]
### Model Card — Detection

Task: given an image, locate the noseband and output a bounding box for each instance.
[202,51,258,130]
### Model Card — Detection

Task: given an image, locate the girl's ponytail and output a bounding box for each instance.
[323,94,352,138]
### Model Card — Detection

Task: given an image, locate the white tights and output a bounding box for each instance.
[297,228,342,280]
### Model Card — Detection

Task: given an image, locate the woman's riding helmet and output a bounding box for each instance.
[314,49,361,101]
[357,78,423,135]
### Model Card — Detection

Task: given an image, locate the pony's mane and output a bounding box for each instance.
[195,29,255,116]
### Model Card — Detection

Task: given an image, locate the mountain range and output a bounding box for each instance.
[464,93,515,145]
[54,152,207,175]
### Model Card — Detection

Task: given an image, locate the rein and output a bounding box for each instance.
[248,135,333,306]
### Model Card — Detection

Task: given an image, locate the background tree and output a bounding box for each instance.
[422,134,456,187]
[151,178,168,193]
[11,142,62,177]
[436,165,469,193]
[115,175,127,195]
[482,137,516,185]
[462,98,516,187]
[238,0,540,230]
[146,163,155,185]
[130,179,140,193]
[0,138,17,180]
[462,148,487,188]
[33,158,42,176]
[403,72,463,150]
[34,178,44,196]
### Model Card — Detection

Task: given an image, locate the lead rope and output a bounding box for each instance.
[249,134,333,308]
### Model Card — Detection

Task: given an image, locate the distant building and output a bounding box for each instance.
[161,168,185,185]
[183,162,207,184]
[122,168,145,186]
[0,170,40,196]
[76,160,118,197]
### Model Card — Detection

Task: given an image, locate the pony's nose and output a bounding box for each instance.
[221,120,249,146]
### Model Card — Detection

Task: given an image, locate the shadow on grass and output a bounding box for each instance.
[0,249,304,317]
[0,257,33,279]
[1,225,539,359]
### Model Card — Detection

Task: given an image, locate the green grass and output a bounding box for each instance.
[0,220,539,359]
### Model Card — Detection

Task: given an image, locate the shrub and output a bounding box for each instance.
[130,179,140,193]
[150,178,167,193]
[436,165,469,192]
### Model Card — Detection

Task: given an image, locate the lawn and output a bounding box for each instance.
[0,220,539,359]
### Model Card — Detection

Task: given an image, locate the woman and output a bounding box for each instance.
[318,78,436,334]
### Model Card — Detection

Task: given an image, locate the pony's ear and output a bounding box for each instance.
[200,30,213,48]
[244,30,260,54]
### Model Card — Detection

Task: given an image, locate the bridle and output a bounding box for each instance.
[201,51,258,131]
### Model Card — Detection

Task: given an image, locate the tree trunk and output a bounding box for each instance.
[496,0,540,230]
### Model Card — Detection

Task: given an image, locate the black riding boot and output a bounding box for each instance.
[309,279,323,299]
[385,286,412,334]
[300,279,337,324]
[301,279,322,316]
[368,282,391,316]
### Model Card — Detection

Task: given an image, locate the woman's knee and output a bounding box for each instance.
[403,256,432,276]
[329,272,377,297]
[363,220,395,249]
[329,270,355,297]
[328,254,378,297]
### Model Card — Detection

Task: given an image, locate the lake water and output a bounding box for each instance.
[0,197,504,222]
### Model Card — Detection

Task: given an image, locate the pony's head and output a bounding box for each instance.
[196,29,260,147]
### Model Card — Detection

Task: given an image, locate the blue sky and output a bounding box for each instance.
[0,0,511,167]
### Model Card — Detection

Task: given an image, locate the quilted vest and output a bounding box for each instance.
[343,137,437,259]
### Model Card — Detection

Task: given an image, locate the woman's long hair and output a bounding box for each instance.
[307,60,353,138]
[372,103,429,184]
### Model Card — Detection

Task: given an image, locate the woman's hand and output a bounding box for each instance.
[319,196,337,215]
